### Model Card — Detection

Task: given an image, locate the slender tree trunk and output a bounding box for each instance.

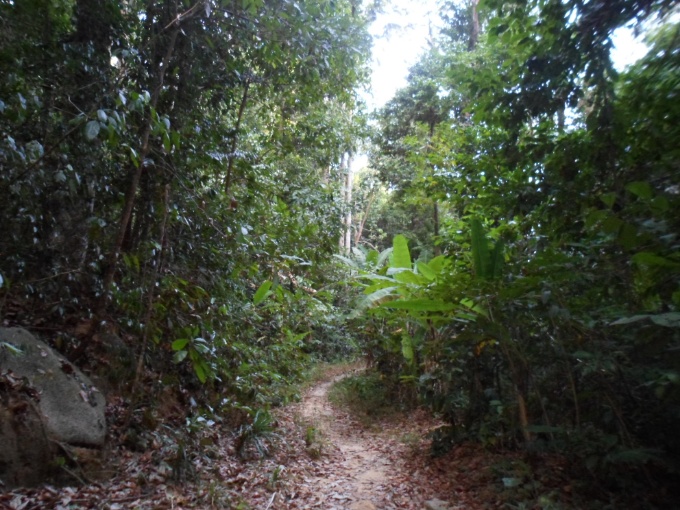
[354,190,376,247]
[72,22,180,358]
[557,107,566,132]
[124,184,171,428]
[99,26,178,302]
[225,78,251,196]
[342,152,353,254]
[427,119,441,255]
[468,0,480,51]
[500,341,532,444]
[339,152,353,254]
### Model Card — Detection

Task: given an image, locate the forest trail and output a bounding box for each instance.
[273,366,466,510]
[297,372,394,510]
[1,365,488,509]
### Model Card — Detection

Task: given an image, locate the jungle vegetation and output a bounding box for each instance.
[1,0,679,506]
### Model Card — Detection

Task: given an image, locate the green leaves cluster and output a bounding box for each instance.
[360,0,680,500]
[0,0,373,429]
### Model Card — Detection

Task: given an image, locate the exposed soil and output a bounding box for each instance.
[0,365,554,509]
[261,366,476,510]
[296,372,402,509]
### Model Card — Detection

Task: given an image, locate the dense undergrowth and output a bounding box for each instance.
[339,1,680,507]
[1,0,679,507]
[330,368,678,510]
[0,0,371,492]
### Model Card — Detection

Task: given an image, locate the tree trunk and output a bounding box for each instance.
[74,21,180,358]
[225,78,251,196]
[433,201,441,256]
[339,152,353,254]
[468,0,480,51]
[354,190,376,247]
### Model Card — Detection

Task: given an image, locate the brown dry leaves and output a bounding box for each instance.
[1,369,511,510]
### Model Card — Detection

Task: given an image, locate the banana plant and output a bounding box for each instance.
[358,218,505,317]
[357,234,453,314]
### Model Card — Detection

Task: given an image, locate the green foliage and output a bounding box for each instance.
[234,407,278,459]
[0,341,23,356]
[0,0,372,453]
[470,219,504,280]
[360,5,680,499]
[253,281,273,306]
[328,370,412,424]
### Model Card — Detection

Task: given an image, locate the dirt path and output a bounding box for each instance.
[281,369,456,510]
[298,374,390,510]
[0,367,485,510]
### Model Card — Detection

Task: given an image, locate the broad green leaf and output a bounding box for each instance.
[651,196,669,213]
[350,286,397,318]
[172,338,190,351]
[193,361,207,383]
[632,252,678,267]
[394,270,424,285]
[363,280,397,294]
[85,120,100,140]
[380,299,455,312]
[128,146,140,167]
[366,249,379,267]
[173,350,188,363]
[193,341,209,354]
[359,286,398,308]
[601,215,623,234]
[253,280,272,305]
[333,254,358,268]
[490,240,505,279]
[618,223,641,250]
[0,341,22,355]
[378,247,393,267]
[626,181,653,200]
[391,234,411,269]
[362,274,397,284]
[171,131,181,149]
[351,247,367,263]
[651,313,680,328]
[460,298,488,317]
[416,261,437,280]
[123,253,140,272]
[286,331,310,344]
[427,255,449,273]
[612,313,680,328]
[600,192,617,208]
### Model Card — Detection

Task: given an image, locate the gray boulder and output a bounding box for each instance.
[0,392,56,488]
[0,327,106,446]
